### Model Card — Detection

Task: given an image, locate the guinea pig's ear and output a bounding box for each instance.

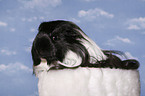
[58,50,82,67]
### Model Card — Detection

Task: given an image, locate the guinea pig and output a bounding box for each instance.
[31,20,139,74]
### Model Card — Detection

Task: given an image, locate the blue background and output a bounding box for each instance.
[0,0,144,96]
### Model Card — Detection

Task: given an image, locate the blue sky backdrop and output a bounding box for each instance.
[0,0,145,96]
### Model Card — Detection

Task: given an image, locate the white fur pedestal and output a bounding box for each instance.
[37,68,140,96]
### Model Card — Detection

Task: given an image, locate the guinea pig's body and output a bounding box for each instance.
[31,20,139,74]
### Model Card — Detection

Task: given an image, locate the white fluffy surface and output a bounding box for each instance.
[37,68,140,96]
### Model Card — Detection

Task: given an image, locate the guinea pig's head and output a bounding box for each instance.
[31,20,107,71]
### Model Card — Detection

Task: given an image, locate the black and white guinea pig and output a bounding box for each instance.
[31,20,139,73]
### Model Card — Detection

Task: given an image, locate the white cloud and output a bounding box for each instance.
[105,36,133,46]
[28,18,33,22]
[33,16,37,20]
[124,52,138,60]
[116,36,132,44]
[21,18,26,22]
[21,17,33,22]
[10,28,16,32]
[19,0,62,8]
[39,16,45,20]
[105,39,116,46]
[127,24,140,30]
[30,28,36,32]
[1,49,17,55]
[0,21,7,27]
[143,55,145,58]
[0,62,32,73]
[0,62,34,95]
[0,64,8,71]
[127,17,145,30]
[25,38,34,52]
[21,16,45,22]
[70,18,80,23]
[78,8,114,21]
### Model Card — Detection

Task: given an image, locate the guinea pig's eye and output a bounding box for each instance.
[52,35,59,41]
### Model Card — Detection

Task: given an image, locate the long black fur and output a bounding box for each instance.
[31,20,139,70]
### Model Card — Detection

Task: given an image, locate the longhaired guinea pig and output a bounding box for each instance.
[31,20,139,74]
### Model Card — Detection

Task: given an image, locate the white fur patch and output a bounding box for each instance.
[58,50,82,67]
[33,59,50,76]
[76,29,107,62]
